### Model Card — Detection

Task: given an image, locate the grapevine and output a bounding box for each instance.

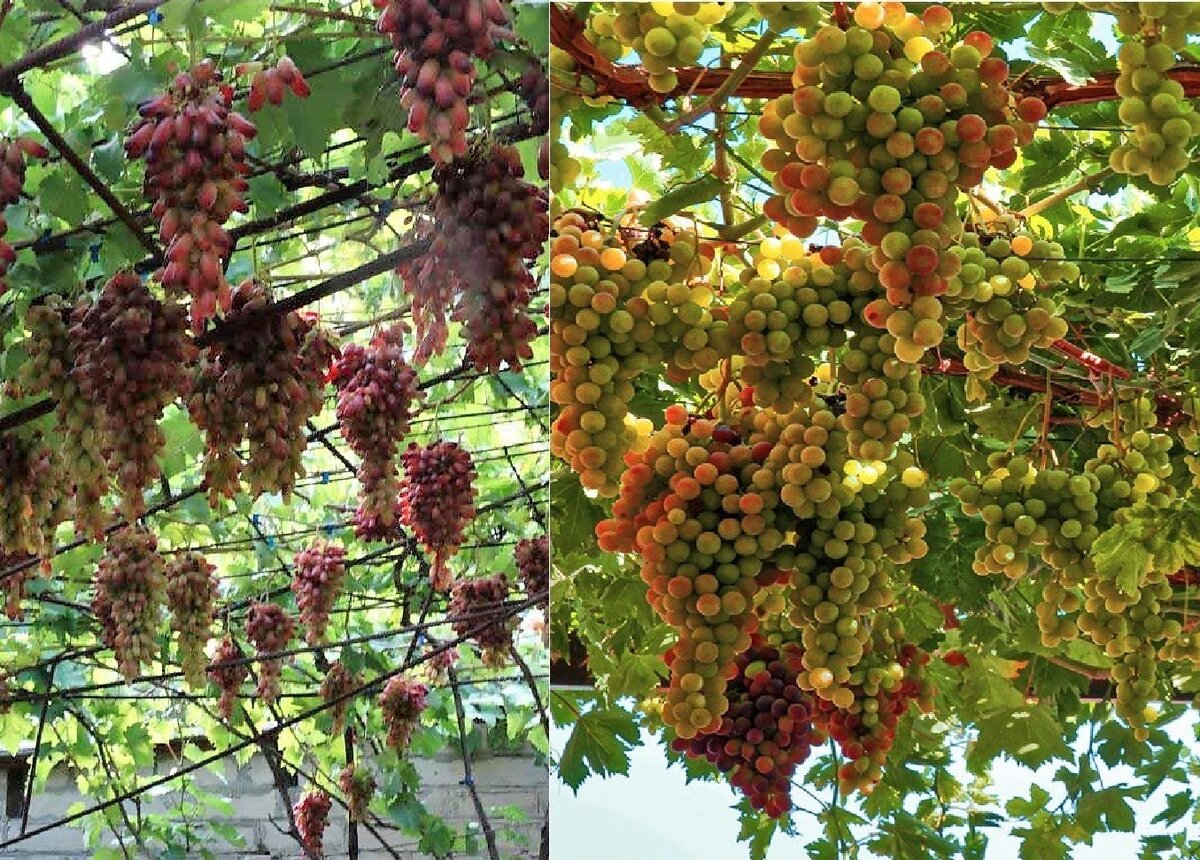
[245,601,296,705]
[165,551,219,689]
[93,527,168,683]
[291,541,348,646]
[378,675,428,753]
[398,441,477,590]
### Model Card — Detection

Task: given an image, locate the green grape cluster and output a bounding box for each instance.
[751,2,821,33]
[1181,393,1200,488]
[0,431,61,561]
[837,330,925,463]
[596,2,731,93]
[642,275,727,382]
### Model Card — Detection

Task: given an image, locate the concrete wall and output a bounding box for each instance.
[0,741,546,859]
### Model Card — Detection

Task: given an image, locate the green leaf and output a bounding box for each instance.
[1076,787,1136,834]
[968,705,1071,772]
[556,705,640,792]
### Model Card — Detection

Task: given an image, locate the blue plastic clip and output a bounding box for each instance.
[148,9,163,24]
[415,632,427,646]
[89,244,100,263]
[251,514,261,526]
[378,200,394,216]
[266,535,277,549]
[320,471,329,484]
[460,774,474,787]
[323,523,336,536]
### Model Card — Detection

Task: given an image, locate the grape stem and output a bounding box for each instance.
[1018,168,1113,220]
[665,29,778,134]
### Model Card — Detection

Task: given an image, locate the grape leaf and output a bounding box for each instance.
[968,705,1071,772]
[557,705,640,792]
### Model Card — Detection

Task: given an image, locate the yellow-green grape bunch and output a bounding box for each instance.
[93,527,168,683]
[1088,2,1200,49]
[550,213,655,496]
[0,431,61,561]
[751,2,821,33]
[1087,427,1176,519]
[755,401,854,521]
[1111,36,1200,185]
[164,551,218,689]
[595,405,797,739]
[20,297,109,540]
[1180,393,1200,488]
[603,2,731,93]
[583,8,628,62]
[950,231,1074,379]
[641,263,729,383]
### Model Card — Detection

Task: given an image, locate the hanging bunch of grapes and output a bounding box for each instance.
[71,272,192,521]
[165,551,218,689]
[423,643,459,682]
[245,601,295,704]
[373,0,510,163]
[0,430,61,561]
[449,574,515,667]
[321,661,361,735]
[241,56,311,111]
[515,536,549,608]
[20,297,110,539]
[126,59,256,333]
[293,790,332,857]
[208,635,249,721]
[0,137,47,296]
[339,763,376,823]
[398,441,477,590]
[519,59,550,134]
[291,541,348,645]
[93,527,168,682]
[398,143,547,372]
[378,674,428,753]
[187,280,338,506]
[0,552,38,621]
[329,324,422,541]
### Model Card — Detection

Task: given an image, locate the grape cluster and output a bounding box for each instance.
[293,790,332,857]
[208,636,249,721]
[450,574,515,667]
[126,60,255,333]
[519,59,550,134]
[291,541,348,645]
[330,324,422,541]
[596,405,795,739]
[165,551,218,689]
[71,273,192,520]
[399,143,546,371]
[93,527,167,683]
[0,552,37,622]
[0,137,47,296]
[1182,393,1200,489]
[321,661,361,735]
[758,3,1045,361]
[21,297,109,539]
[596,2,730,93]
[672,640,820,818]
[339,763,376,823]
[242,56,311,112]
[378,675,428,753]
[374,0,509,163]
[515,535,549,607]
[423,643,460,682]
[948,231,1073,383]
[0,430,61,560]
[245,601,295,704]
[751,2,822,33]
[188,280,338,505]
[398,441,477,591]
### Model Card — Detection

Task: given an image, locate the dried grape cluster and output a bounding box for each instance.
[93,527,167,683]
[209,636,249,721]
[165,551,218,689]
[339,763,376,823]
[450,574,515,666]
[321,661,361,735]
[398,441,477,590]
[245,602,295,704]
[242,56,311,111]
[329,325,422,541]
[0,137,47,296]
[187,280,338,505]
[126,59,256,333]
[373,0,510,163]
[0,430,60,561]
[293,790,332,857]
[71,273,192,520]
[379,675,428,753]
[398,143,546,371]
[291,541,348,645]
[21,297,109,539]
[515,535,549,607]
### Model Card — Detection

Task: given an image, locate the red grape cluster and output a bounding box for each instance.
[241,56,311,111]
[673,640,820,818]
[71,272,192,521]
[293,789,332,857]
[208,636,249,721]
[165,551,218,689]
[449,574,515,667]
[339,763,377,823]
[0,430,61,561]
[321,661,361,734]
[245,601,296,704]
[373,0,510,163]
[93,527,168,683]
[520,59,550,134]
[291,541,348,645]
[398,143,546,371]
[126,59,256,333]
[423,643,459,681]
[398,441,477,590]
[188,280,338,505]
[21,297,109,539]
[329,324,422,541]
[378,674,428,753]
[0,137,47,295]
[0,552,37,621]
[515,535,549,608]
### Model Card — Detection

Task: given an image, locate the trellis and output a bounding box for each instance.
[0,3,550,859]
